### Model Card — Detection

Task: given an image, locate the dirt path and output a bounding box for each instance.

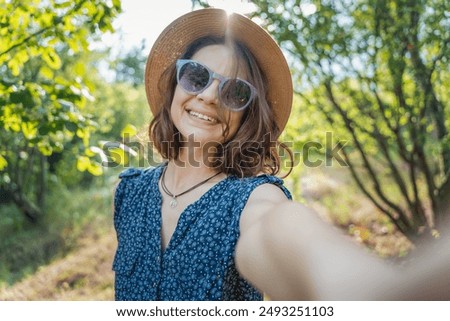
[0,231,117,300]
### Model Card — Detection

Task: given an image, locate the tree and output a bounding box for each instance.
[111,40,147,87]
[195,0,449,240]
[260,0,449,239]
[0,0,121,221]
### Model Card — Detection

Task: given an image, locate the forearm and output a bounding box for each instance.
[236,201,398,300]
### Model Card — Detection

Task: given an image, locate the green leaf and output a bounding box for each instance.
[42,48,62,69]
[40,66,54,79]
[76,156,90,172]
[108,147,129,166]
[37,141,53,156]
[87,162,103,176]
[15,49,29,65]
[0,155,7,171]
[40,12,54,27]
[121,124,137,138]
[74,62,86,76]
[21,122,38,140]
[76,128,86,138]
[7,59,20,76]
[112,0,122,10]
[65,122,78,132]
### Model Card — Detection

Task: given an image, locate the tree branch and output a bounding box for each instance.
[0,0,87,58]
[340,144,410,235]
[324,81,411,230]
[373,127,426,226]
[0,26,53,58]
[316,103,410,236]
[407,9,450,174]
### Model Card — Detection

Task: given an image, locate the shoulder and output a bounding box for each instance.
[239,175,291,233]
[235,174,290,192]
[118,167,144,179]
[118,166,159,179]
[114,166,162,200]
[117,166,162,184]
[225,174,291,207]
[113,166,162,221]
[241,174,292,200]
[247,181,289,203]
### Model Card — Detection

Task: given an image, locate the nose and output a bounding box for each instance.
[196,79,219,106]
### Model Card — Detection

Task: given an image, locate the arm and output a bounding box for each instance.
[236,191,396,300]
[236,186,450,300]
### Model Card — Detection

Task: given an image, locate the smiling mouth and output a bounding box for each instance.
[187,110,218,123]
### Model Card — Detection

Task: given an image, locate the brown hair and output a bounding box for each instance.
[149,35,292,178]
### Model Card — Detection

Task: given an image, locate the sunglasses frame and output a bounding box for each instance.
[176,59,257,111]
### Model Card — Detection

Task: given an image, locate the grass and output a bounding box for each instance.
[291,165,413,258]
[0,172,118,288]
[0,231,116,300]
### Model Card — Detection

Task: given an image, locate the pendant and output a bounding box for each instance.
[170,197,178,208]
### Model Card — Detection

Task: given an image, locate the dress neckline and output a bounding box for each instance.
[153,164,231,254]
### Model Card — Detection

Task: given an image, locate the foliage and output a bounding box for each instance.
[252,0,450,239]
[0,0,122,221]
[110,41,147,87]
[0,43,150,286]
[0,178,114,286]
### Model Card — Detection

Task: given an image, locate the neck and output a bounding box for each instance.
[165,150,222,192]
[177,135,218,168]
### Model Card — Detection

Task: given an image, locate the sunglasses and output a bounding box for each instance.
[176,59,257,111]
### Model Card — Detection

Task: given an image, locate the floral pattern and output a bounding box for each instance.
[113,164,292,301]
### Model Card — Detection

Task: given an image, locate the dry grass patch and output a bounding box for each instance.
[0,231,116,300]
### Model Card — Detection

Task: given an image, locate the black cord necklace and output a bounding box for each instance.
[160,165,222,208]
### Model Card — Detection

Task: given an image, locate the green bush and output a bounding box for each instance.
[0,174,117,286]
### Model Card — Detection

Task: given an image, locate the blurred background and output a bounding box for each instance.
[0,0,448,300]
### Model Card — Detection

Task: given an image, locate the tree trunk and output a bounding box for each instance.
[36,154,47,210]
[10,186,42,222]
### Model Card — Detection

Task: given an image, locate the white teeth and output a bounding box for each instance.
[188,110,217,123]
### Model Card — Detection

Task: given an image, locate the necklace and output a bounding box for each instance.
[160,166,222,208]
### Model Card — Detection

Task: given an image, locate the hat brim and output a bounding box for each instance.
[145,8,292,132]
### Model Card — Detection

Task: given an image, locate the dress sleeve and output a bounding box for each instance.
[258,174,293,200]
[113,179,126,232]
[113,168,142,232]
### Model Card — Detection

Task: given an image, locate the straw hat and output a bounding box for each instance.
[145,8,292,132]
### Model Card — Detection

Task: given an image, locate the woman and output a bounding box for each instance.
[112,8,449,301]
[113,8,294,301]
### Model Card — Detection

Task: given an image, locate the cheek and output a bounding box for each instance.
[170,87,190,115]
[171,86,185,106]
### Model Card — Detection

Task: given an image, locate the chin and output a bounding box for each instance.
[179,129,224,146]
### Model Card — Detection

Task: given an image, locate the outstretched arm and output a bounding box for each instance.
[236,184,450,300]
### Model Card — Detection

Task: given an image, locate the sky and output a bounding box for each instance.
[100,0,258,55]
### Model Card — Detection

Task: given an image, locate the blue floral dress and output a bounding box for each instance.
[113,165,291,301]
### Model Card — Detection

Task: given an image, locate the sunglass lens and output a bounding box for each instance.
[178,62,210,93]
[220,79,252,110]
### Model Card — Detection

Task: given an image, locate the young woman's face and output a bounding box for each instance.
[170,44,246,146]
